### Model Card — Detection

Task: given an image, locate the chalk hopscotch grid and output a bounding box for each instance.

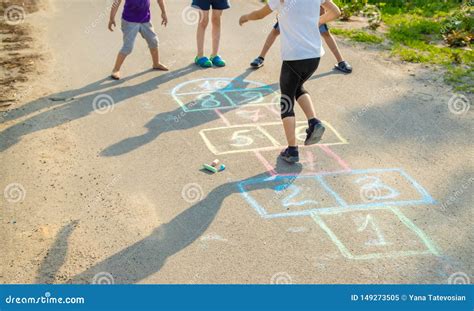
[170,77,441,261]
[311,206,441,260]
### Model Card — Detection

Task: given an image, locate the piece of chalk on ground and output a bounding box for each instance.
[203,164,218,173]
[211,159,220,167]
[218,164,226,172]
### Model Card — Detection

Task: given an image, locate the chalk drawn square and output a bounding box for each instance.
[261,121,348,147]
[255,145,351,177]
[311,207,440,259]
[172,78,277,112]
[200,125,280,155]
[218,105,282,125]
[238,175,340,219]
[320,168,436,208]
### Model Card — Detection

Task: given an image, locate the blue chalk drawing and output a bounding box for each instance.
[172,78,275,112]
[238,168,436,219]
[280,185,319,208]
[356,175,401,201]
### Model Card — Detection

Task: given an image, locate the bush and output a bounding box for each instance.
[339,0,367,21]
[441,4,473,47]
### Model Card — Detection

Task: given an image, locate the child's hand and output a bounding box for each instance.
[108,19,116,32]
[239,15,248,26]
[161,13,168,26]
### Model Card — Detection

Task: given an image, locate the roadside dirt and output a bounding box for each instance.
[0,0,46,108]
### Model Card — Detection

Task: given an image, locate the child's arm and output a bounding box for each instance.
[157,0,168,26]
[108,0,122,31]
[239,5,273,26]
[319,0,341,25]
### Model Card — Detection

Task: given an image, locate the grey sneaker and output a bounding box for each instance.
[279,148,300,164]
[305,122,326,146]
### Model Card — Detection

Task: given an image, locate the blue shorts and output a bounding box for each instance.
[192,0,230,10]
[273,22,329,34]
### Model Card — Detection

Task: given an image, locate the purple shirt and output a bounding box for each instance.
[122,0,151,23]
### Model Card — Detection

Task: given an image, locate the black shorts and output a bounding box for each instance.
[279,58,321,119]
[191,0,230,10]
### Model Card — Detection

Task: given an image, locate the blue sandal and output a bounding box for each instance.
[210,55,226,67]
[195,56,212,68]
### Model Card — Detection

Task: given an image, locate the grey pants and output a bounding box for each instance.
[120,19,159,55]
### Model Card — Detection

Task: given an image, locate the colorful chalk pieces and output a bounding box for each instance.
[203,164,218,173]
[203,162,226,173]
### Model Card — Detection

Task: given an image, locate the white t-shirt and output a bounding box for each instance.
[268,0,326,61]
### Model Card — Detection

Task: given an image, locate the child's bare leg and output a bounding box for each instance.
[259,28,280,58]
[150,47,168,71]
[211,9,223,56]
[196,11,210,57]
[296,94,317,120]
[282,117,297,147]
[322,31,343,63]
[112,52,127,79]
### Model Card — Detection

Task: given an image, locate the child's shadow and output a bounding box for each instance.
[68,159,302,284]
[100,68,278,157]
[0,65,197,152]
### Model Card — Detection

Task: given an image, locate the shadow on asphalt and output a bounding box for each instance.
[100,68,345,157]
[36,220,79,284]
[0,66,341,154]
[66,160,302,284]
[0,65,198,151]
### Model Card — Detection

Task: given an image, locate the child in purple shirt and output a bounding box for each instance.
[108,0,169,80]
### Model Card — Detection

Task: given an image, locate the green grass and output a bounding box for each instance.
[445,66,474,93]
[384,14,442,44]
[391,42,473,65]
[334,0,463,17]
[330,28,384,44]
[331,1,473,92]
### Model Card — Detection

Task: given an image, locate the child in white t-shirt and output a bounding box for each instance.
[250,6,352,73]
[239,0,342,163]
